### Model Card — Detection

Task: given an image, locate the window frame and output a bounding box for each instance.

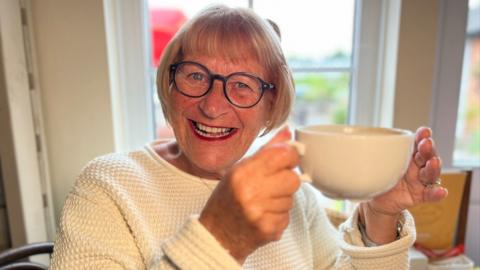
[103,0,155,152]
[350,0,401,127]
[430,0,472,169]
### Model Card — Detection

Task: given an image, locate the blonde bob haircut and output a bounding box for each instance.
[156,4,295,134]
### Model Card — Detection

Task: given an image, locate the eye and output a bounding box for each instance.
[189,72,205,81]
[234,82,250,89]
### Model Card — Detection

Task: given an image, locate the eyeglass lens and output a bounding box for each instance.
[174,62,263,108]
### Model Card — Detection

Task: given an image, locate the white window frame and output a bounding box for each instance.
[103,0,155,152]
[104,0,401,150]
[350,0,401,127]
[0,0,50,256]
[430,0,470,169]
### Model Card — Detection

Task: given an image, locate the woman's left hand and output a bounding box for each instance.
[360,127,448,244]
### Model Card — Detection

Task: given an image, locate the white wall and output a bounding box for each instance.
[30,0,115,221]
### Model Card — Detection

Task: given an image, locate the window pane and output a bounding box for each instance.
[290,72,350,126]
[290,72,350,213]
[454,0,480,167]
[253,1,355,69]
[149,0,247,68]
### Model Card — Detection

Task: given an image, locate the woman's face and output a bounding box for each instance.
[168,54,273,179]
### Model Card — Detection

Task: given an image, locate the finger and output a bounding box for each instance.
[265,170,301,197]
[414,127,432,151]
[264,197,295,213]
[419,156,442,184]
[424,186,448,202]
[414,152,426,168]
[253,144,300,175]
[414,138,436,167]
[257,212,290,240]
[262,126,291,148]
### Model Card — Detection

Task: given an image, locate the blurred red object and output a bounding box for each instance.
[413,243,465,260]
[149,8,187,67]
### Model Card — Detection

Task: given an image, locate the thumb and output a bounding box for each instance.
[263,125,292,148]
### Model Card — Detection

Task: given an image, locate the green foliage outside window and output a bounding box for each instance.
[293,72,349,125]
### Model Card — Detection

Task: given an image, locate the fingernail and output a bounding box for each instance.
[426,127,432,137]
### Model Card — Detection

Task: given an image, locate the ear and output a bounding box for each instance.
[262,95,275,127]
[263,89,276,111]
[259,92,275,137]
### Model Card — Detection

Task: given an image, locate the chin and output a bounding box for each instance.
[192,157,233,178]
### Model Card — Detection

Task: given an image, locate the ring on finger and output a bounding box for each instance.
[424,178,442,188]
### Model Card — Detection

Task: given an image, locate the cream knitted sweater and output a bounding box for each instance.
[50,141,416,269]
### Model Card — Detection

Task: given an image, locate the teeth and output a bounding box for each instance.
[193,121,234,138]
[197,123,230,133]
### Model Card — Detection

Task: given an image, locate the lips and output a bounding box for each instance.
[189,120,237,141]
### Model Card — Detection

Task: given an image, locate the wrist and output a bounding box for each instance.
[198,214,250,264]
[358,202,402,245]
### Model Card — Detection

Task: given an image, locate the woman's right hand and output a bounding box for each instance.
[199,127,301,264]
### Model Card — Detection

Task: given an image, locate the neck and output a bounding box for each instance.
[155,140,225,180]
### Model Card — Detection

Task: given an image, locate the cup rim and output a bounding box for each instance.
[295,124,413,137]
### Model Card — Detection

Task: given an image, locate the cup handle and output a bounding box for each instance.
[298,174,312,183]
[286,141,311,183]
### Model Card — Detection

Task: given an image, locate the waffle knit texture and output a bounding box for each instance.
[50,141,416,269]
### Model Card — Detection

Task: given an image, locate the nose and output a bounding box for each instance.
[198,78,231,119]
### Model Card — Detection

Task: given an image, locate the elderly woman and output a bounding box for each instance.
[50,5,446,270]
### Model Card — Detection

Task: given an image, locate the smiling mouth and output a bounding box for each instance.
[190,120,237,140]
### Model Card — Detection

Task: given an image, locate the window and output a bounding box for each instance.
[105,1,398,213]
[148,1,354,138]
[254,1,354,128]
[454,0,480,167]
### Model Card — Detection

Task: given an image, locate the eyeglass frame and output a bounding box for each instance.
[169,61,275,108]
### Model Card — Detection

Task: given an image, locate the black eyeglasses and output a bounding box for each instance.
[169,61,275,108]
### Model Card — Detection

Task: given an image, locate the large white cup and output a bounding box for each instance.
[293,125,415,200]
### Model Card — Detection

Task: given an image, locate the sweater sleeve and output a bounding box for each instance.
[334,208,415,269]
[303,184,416,270]
[50,177,240,270]
[157,216,240,269]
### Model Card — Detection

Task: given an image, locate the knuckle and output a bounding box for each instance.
[227,171,240,186]
[267,146,288,160]
[267,144,295,160]
[244,206,263,223]
[437,157,443,169]
[284,171,301,192]
[257,145,281,159]
[257,215,290,240]
[256,220,274,238]
[272,231,283,241]
[228,169,252,194]
[230,164,248,181]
